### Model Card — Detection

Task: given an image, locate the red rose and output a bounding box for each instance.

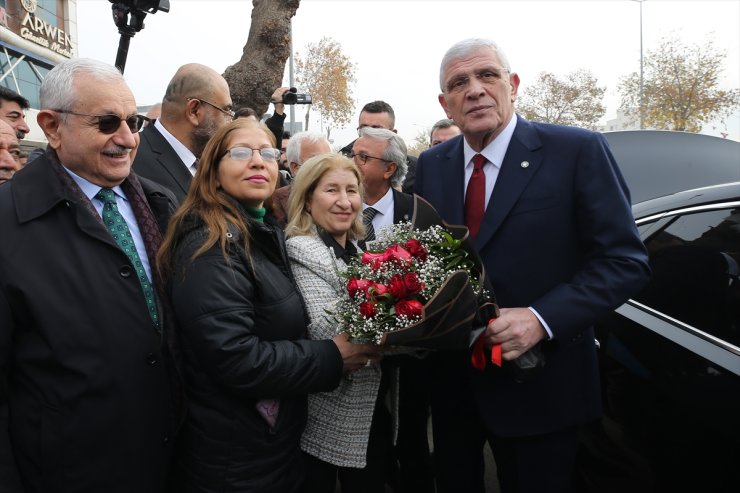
[359,301,377,318]
[385,244,413,267]
[347,278,372,297]
[361,251,389,270]
[388,274,408,299]
[368,282,389,300]
[394,299,423,318]
[403,272,424,295]
[404,239,428,261]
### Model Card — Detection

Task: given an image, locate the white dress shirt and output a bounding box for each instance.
[64,167,153,283]
[154,119,198,176]
[364,187,395,241]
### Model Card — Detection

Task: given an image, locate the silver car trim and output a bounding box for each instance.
[637,200,740,224]
[615,299,740,376]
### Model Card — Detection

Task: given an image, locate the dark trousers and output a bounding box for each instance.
[431,351,577,493]
[389,355,436,493]
[302,377,395,493]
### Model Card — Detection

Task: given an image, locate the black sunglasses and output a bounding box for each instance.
[53,110,149,134]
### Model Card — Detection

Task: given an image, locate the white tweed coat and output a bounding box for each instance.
[286,232,386,468]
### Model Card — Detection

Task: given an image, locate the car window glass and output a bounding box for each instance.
[636,207,740,345]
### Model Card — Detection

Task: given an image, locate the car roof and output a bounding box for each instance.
[632,181,740,220]
[604,130,740,204]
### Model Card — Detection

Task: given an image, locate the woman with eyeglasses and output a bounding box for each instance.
[157,119,378,493]
[284,153,393,493]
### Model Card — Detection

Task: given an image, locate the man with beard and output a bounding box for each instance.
[133,63,233,202]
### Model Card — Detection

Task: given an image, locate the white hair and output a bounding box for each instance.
[439,38,512,91]
[286,131,330,165]
[358,127,408,188]
[40,58,125,112]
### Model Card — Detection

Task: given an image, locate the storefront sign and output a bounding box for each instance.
[18,0,73,57]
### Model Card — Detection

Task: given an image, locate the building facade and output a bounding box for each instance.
[0,0,78,148]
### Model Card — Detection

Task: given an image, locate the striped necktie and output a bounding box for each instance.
[363,207,378,242]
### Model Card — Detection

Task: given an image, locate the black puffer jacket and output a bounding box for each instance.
[168,210,343,493]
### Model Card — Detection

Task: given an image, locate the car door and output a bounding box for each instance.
[576,200,740,493]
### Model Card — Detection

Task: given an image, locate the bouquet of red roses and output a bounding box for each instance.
[332,222,495,349]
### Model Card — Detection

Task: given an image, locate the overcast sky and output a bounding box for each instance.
[76,0,740,146]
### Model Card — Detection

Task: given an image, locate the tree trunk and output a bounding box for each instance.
[223,0,301,115]
[304,107,311,130]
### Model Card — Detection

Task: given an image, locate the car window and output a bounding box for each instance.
[636,207,740,345]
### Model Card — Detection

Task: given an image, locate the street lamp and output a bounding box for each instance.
[631,0,645,129]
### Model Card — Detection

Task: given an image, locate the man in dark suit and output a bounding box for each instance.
[352,127,435,493]
[133,63,233,202]
[0,58,182,493]
[414,38,650,493]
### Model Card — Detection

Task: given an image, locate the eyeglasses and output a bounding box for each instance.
[350,152,391,165]
[186,97,235,118]
[53,110,148,134]
[223,147,281,161]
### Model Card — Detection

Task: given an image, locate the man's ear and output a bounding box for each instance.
[290,161,300,175]
[185,99,201,126]
[438,94,452,119]
[384,161,398,181]
[37,110,62,149]
[509,72,520,103]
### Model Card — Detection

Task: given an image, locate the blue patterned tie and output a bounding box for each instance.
[96,188,160,327]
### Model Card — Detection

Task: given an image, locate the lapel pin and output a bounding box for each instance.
[520,161,530,168]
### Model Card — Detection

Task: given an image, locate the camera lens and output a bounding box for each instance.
[283,92,297,104]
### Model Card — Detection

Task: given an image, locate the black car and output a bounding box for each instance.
[576,178,740,492]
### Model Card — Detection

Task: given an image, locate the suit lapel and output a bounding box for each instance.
[441,137,466,225]
[391,189,413,223]
[475,118,543,249]
[142,126,192,197]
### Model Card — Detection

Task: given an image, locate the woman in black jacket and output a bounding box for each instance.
[158,119,378,493]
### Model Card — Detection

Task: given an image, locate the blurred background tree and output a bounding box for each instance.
[223,0,301,115]
[517,69,606,130]
[619,36,740,132]
[406,128,431,157]
[295,37,356,139]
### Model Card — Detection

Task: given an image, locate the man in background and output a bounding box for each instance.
[340,100,418,194]
[429,118,461,147]
[0,87,31,140]
[272,131,331,227]
[0,119,21,184]
[133,63,233,202]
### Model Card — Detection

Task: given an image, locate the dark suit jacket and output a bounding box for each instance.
[0,154,180,492]
[133,124,192,203]
[392,188,413,223]
[415,116,650,437]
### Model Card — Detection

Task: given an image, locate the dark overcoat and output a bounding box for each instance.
[0,152,180,493]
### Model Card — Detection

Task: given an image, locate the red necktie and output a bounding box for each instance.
[464,154,486,239]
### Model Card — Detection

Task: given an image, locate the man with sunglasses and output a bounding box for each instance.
[0,58,183,493]
[133,63,233,202]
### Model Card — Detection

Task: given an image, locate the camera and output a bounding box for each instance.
[281,88,312,105]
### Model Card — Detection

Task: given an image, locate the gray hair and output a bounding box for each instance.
[286,131,329,165]
[358,127,408,188]
[439,38,512,91]
[40,58,125,112]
